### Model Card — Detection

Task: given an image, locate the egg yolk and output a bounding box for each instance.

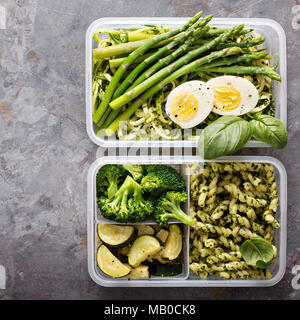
[213,85,241,111]
[170,91,198,121]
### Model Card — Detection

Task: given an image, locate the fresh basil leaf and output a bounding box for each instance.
[198,115,252,159]
[240,236,274,269]
[250,114,288,149]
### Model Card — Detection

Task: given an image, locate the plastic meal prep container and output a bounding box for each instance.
[87,155,287,287]
[86,17,287,148]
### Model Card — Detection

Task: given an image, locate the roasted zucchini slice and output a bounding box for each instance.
[136,225,155,236]
[97,223,136,248]
[118,244,131,256]
[128,235,161,267]
[162,224,182,260]
[128,265,150,279]
[156,229,169,243]
[96,245,131,278]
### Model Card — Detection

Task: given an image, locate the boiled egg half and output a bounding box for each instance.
[207,76,259,116]
[165,80,214,129]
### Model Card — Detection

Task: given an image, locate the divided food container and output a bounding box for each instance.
[87,156,287,287]
[85,17,287,148]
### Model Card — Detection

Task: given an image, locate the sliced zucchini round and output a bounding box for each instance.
[162,224,182,260]
[128,235,161,267]
[97,245,131,278]
[128,265,149,279]
[97,223,136,248]
[136,225,155,236]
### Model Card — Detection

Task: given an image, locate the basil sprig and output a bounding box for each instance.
[249,114,288,149]
[198,114,288,159]
[240,236,274,269]
[198,116,252,160]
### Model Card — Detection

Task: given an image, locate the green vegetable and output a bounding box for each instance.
[156,229,169,243]
[98,175,153,223]
[106,46,242,134]
[154,191,195,226]
[136,225,155,236]
[97,223,136,248]
[198,115,252,159]
[128,235,161,267]
[162,224,182,260]
[198,65,281,81]
[216,36,265,49]
[93,39,151,59]
[126,16,213,92]
[250,114,288,149]
[96,164,126,199]
[104,38,193,126]
[92,11,203,124]
[196,27,252,39]
[113,15,213,99]
[123,164,144,181]
[197,51,269,69]
[109,52,154,69]
[128,265,149,279]
[141,165,186,194]
[240,236,275,269]
[109,25,244,111]
[97,245,131,278]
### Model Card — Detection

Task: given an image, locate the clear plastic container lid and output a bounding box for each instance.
[86,17,287,148]
[87,155,287,287]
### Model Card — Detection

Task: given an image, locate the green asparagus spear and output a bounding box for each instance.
[198,65,281,81]
[197,51,269,69]
[92,11,203,124]
[103,26,210,127]
[95,22,204,128]
[127,26,171,41]
[101,38,193,128]
[109,24,244,110]
[94,27,253,59]
[196,27,253,39]
[109,52,154,69]
[93,39,151,59]
[127,37,193,91]
[114,15,214,99]
[105,46,242,135]
[216,36,265,49]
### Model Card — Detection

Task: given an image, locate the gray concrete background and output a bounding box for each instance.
[0,0,299,300]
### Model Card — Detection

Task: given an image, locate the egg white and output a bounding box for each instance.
[165,80,214,129]
[207,76,259,116]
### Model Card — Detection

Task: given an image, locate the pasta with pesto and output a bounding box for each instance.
[189,162,279,280]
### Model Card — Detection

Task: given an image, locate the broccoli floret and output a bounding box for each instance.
[96,164,126,199]
[123,165,144,181]
[141,165,186,194]
[98,175,153,223]
[154,191,195,226]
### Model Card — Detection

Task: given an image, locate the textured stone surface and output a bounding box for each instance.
[0,0,299,300]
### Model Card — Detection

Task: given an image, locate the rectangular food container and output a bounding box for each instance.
[86,17,287,148]
[87,155,287,287]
